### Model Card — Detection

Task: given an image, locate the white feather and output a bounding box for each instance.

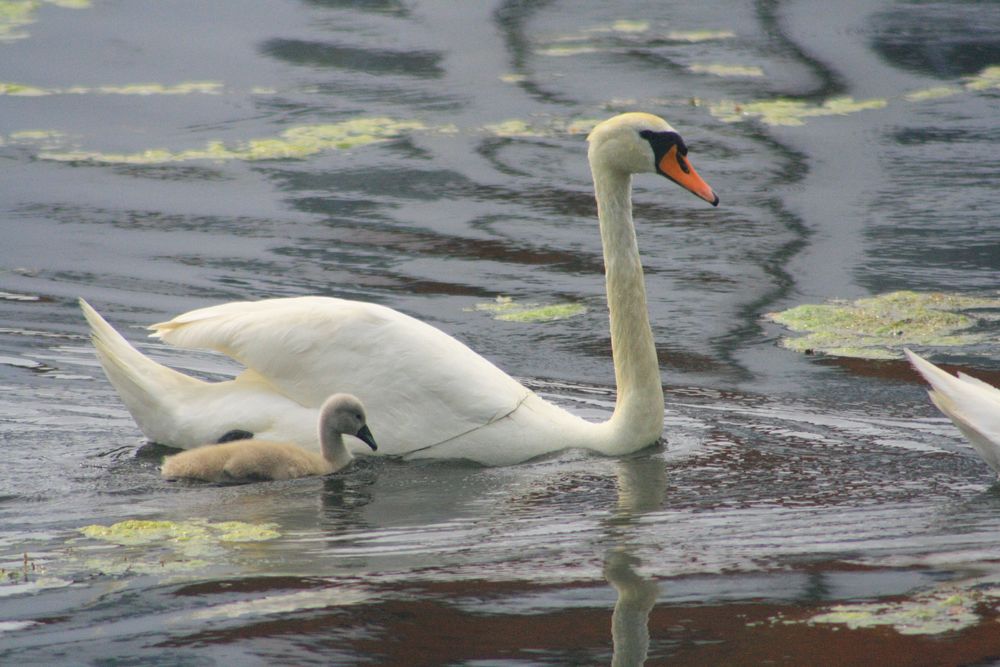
[81,112,718,465]
[906,348,1000,475]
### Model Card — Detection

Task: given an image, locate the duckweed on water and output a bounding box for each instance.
[77,519,280,575]
[608,20,649,33]
[470,296,587,323]
[39,117,425,164]
[482,117,600,138]
[904,86,963,102]
[710,96,887,126]
[0,0,88,42]
[0,81,223,96]
[666,29,735,42]
[964,65,1000,91]
[802,585,1000,635]
[688,63,764,78]
[536,20,730,57]
[708,64,1000,127]
[80,519,281,545]
[765,291,1000,359]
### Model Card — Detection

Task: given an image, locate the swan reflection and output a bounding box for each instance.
[606,454,667,665]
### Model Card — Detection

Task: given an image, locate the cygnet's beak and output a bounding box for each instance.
[658,145,719,207]
[355,424,377,451]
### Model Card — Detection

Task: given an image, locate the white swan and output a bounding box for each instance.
[161,393,377,482]
[81,112,718,465]
[906,349,1000,475]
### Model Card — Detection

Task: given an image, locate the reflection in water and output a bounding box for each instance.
[605,456,667,665]
[606,548,659,667]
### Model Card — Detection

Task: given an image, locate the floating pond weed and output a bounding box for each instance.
[76,519,281,574]
[710,96,887,126]
[688,63,764,78]
[0,0,89,42]
[469,296,587,323]
[799,584,1000,635]
[40,117,426,164]
[766,291,1000,359]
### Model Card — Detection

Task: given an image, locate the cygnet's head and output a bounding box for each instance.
[320,393,377,450]
[587,112,719,206]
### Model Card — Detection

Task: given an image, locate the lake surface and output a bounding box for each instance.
[2,0,1000,664]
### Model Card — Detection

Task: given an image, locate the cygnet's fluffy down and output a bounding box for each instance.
[161,393,376,483]
[162,440,335,482]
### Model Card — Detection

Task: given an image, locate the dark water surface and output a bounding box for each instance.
[2,0,1000,664]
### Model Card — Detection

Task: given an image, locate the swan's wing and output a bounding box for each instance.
[905,349,1000,474]
[150,296,530,453]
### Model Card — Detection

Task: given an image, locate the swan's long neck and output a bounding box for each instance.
[320,429,353,471]
[592,163,665,451]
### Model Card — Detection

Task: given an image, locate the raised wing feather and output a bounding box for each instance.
[150,297,530,454]
[906,349,1000,474]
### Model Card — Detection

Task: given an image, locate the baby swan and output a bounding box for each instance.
[161,394,377,483]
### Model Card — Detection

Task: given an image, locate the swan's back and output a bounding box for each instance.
[150,297,530,455]
[162,440,335,482]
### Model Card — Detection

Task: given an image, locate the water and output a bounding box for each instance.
[2,0,1000,664]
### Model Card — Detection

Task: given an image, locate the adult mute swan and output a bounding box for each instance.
[81,112,719,466]
[161,393,376,483]
[906,349,1000,475]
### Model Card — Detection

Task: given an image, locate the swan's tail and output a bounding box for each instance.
[80,298,209,445]
[905,348,1000,475]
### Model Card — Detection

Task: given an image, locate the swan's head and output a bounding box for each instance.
[587,112,719,206]
[320,393,377,450]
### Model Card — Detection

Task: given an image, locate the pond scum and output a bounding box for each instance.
[0,38,996,161]
[0,0,89,42]
[765,291,1000,360]
[468,296,587,323]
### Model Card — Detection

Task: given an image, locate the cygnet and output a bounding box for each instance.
[161,393,376,482]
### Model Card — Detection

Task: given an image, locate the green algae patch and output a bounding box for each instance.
[482,117,600,138]
[40,117,425,164]
[667,29,735,42]
[0,0,89,42]
[470,296,587,323]
[609,19,649,33]
[766,291,1000,359]
[689,63,764,78]
[805,588,991,635]
[80,519,280,546]
[77,519,280,575]
[0,1,37,41]
[0,82,48,96]
[0,79,226,98]
[536,44,603,57]
[965,65,1000,91]
[8,129,63,144]
[711,96,887,126]
[904,85,963,102]
[482,119,544,138]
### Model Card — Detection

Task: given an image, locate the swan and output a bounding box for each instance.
[80,112,719,466]
[161,393,377,482]
[906,349,1000,475]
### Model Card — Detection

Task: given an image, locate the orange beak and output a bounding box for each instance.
[658,145,719,206]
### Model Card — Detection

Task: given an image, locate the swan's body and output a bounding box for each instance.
[82,112,718,466]
[906,349,1000,475]
[161,393,376,482]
